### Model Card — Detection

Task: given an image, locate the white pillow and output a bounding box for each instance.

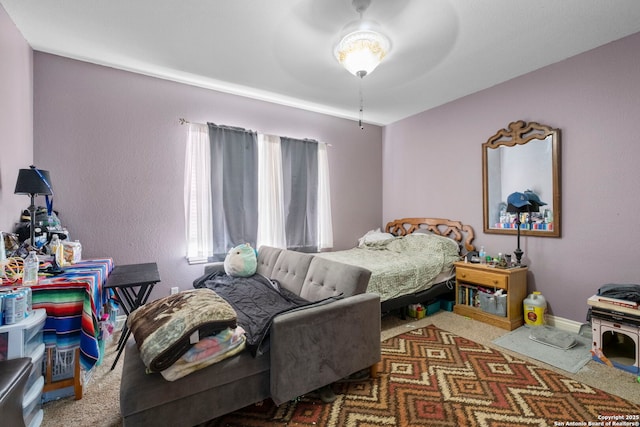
[410,229,430,236]
[358,228,395,247]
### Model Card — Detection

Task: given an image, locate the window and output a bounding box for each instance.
[184,123,333,263]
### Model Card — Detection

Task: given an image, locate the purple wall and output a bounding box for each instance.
[384,32,640,322]
[6,2,640,322]
[32,53,383,298]
[0,6,33,232]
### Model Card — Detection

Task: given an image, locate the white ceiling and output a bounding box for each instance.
[3,0,640,125]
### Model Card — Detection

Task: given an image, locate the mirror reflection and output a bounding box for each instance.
[482,121,561,237]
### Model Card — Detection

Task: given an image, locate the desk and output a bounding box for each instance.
[105,262,160,370]
[31,258,113,399]
[32,259,112,370]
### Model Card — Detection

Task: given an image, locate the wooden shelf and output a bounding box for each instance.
[453,261,528,331]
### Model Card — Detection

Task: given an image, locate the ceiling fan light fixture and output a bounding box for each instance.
[334,29,390,77]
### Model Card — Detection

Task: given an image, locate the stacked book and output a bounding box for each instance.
[588,294,640,327]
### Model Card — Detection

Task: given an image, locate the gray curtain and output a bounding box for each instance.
[281,137,318,252]
[208,123,258,258]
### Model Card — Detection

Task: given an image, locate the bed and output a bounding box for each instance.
[317,217,475,316]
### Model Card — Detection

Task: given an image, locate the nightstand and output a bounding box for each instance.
[453,261,527,330]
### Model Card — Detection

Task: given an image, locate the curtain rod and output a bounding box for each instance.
[179,118,331,146]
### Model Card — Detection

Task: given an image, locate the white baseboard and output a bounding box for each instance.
[545,314,589,334]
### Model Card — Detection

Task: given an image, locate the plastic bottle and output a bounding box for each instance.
[49,233,59,249]
[49,234,64,266]
[479,246,486,264]
[23,251,39,286]
[71,240,82,264]
[523,291,547,326]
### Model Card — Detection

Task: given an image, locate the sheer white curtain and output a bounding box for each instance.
[184,123,213,263]
[184,125,333,262]
[317,143,333,250]
[257,134,287,249]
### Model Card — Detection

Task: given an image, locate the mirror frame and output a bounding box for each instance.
[482,120,561,237]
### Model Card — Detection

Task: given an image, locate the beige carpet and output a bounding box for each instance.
[41,311,640,427]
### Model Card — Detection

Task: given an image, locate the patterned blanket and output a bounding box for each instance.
[127,288,237,372]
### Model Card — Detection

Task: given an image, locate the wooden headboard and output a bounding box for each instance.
[385,217,476,252]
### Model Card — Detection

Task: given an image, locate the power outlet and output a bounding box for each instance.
[170,287,179,295]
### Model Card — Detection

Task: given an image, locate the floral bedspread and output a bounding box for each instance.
[317,234,460,302]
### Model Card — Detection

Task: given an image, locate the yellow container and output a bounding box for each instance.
[408,304,426,319]
[523,291,547,326]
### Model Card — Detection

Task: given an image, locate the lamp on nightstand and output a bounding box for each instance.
[507,192,530,266]
[14,165,54,249]
[507,190,546,266]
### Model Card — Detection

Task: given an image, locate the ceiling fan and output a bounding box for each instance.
[333,0,393,128]
[333,0,392,78]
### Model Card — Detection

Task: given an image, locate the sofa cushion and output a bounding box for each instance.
[268,249,314,295]
[255,246,282,277]
[301,257,371,301]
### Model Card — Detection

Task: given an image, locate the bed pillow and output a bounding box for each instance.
[357,228,395,247]
[224,243,257,277]
[412,228,429,234]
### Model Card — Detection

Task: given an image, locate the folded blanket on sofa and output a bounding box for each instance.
[127,288,237,372]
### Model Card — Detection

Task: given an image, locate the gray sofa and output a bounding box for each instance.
[120,246,381,426]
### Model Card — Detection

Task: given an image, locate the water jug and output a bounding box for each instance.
[523,291,547,326]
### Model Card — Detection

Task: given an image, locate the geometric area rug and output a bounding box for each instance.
[205,325,640,426]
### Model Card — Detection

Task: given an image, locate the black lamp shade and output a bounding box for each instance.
[14,166,53,196]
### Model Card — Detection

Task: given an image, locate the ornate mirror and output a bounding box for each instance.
[482,121,561,237]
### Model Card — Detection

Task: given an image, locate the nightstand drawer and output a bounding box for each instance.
[456,268,507,288]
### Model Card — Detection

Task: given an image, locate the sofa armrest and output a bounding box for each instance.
[270,293,381,405]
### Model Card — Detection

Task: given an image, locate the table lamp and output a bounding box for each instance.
[507,190,547,266]
[14,165,54,248]
[506,192,531,266]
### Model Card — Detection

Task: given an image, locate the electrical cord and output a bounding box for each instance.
[1,256,24,284]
